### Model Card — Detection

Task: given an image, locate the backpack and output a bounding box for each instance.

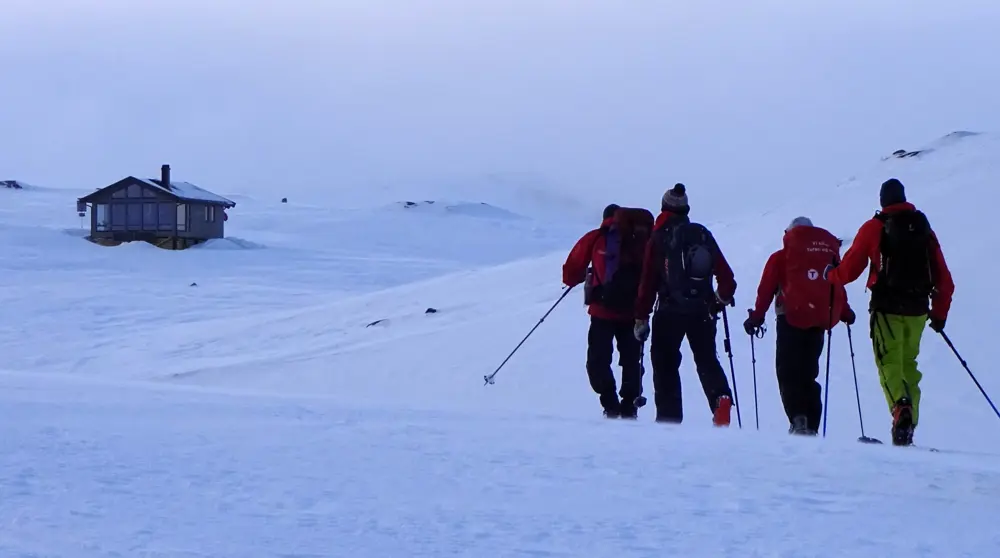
[584,207,654,311]
[659,218,718,313]
[780,225,846,330]
[874,209,934,298]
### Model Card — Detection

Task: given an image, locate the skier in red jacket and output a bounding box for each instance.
[633,184,737,426]
[824,178,954,445]
[745,216,856,435]
[563,204,653,419]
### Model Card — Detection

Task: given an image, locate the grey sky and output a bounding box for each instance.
[2,0,997,214]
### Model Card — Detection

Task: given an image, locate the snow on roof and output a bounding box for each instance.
[138,178,236,207]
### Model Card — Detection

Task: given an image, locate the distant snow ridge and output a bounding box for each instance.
[395,200,527,221]
[1,180,40,190]
[885,130,984,160]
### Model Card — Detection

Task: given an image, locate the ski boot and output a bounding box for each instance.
[788,415,815,436]
[601,393,621,419]
[891,398,915,446]
[713,395,733,427]
[619,395,646,420]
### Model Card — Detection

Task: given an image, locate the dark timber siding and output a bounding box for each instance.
[185,203,225,239]
[85,178,226,240]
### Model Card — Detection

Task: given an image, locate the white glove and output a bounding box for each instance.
[634,319,650,342]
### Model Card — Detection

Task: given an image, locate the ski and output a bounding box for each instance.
[858,441,946,453]
[911,445,942,453]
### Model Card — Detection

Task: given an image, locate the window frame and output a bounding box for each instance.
[177,203,187,231]
[95,204,109,231]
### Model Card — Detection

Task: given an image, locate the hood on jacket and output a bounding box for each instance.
[879,201,916,215]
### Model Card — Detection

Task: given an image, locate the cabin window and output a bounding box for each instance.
[127,203,142,228]
[143,203,157,229]
[95,204,109,231]
[127,184,143,198]
[158,203,175,230]
[112,188,126,198]
[111,204,126,229]
[205,206,217,222]
[143,187,156,198]
[177,203,187,231]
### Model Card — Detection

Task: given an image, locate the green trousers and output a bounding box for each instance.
[870,312,926,425]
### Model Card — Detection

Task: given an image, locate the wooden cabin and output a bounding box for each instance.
[77,164,235,249]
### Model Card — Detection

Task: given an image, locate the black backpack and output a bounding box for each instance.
[659,219,718,313]
[875,209,934,298]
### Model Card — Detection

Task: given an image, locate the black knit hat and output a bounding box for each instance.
[662,183,689,213]
[602,203,621,220]
[880,178,906,207]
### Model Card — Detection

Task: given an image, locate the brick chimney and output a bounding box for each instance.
[161,164,171,188]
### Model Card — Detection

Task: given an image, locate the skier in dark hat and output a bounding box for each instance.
[825,178,954,446]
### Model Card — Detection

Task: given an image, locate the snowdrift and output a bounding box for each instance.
[2,132,1000,557]
[169,131,1000,447]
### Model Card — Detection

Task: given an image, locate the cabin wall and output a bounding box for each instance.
[88,179,180,236]
[185,203,225,239]
[85,177,227,240]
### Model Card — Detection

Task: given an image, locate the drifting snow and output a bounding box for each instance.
[0,131,999,556]
[194,237,267,250]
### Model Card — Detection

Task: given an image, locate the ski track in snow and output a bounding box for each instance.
[2,132,1000,556]
[3,374,1000,558]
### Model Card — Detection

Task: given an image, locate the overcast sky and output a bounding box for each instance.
[1,0,998,213]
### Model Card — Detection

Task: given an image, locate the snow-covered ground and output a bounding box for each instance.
[2,131,1000,556]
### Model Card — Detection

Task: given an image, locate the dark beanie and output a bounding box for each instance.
[602,203,620,220]
[880,178,906,207]
[662,183,689,213]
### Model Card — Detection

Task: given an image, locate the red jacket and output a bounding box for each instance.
[634,211,737,320]
[562,217,632,321]
[751,247,853,323]
[827,202,954,321]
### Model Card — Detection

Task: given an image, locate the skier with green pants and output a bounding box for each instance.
[825,178,955,446]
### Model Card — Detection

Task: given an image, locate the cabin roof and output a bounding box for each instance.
[138,178,236,207]
[78,176,236,208]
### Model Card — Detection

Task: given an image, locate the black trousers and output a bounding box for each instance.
[775,315,826,432]
[587,316,643,412]
[649,311,732,422]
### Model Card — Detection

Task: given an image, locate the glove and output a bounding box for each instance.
[929,317,946,333]
[710,291,732,315]
[744,314,764,336]
[841,308,856,326]
[634,319,651,342]
[716,291,734,307]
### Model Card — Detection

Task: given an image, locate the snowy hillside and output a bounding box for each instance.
[2,132,1000,556]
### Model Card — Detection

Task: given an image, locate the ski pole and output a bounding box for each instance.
[747,309,763,431]
[821,282,835,437]
[939,331,1000,420]
[720,304,743,428]
[847,325,881,443]
[634,341,648,409]
[485,285,574,385]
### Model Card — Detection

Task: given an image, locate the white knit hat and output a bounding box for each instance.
[785,216,813,231]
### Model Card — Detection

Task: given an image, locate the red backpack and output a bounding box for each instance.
[584,207,654,310]
[781,225,846,330]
